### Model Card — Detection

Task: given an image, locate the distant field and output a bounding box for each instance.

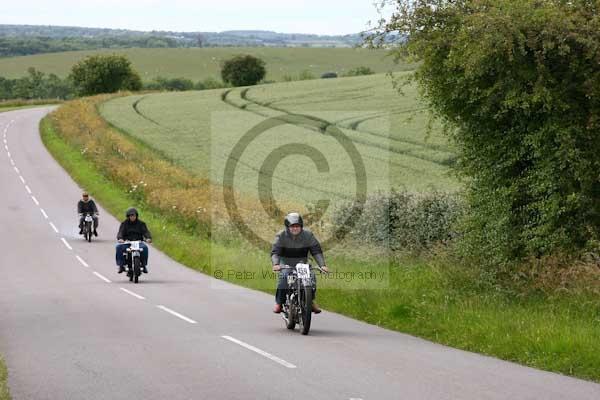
[0,47,409,81]
[100,73,457,213]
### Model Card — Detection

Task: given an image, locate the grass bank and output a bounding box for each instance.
[0,357,10,400]
[40,97,600,382]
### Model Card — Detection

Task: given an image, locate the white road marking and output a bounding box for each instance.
[31,195,39,205]
[4,145,7,151]
[75,255,89,268]
[49,222,59,233]
[93,271,112,283]
[60,237,72,250]
[9,159,14,166]
[221,336,297,369]
[19,175,25,184]
[40,208,48,219]
[13,166,19,174]
[25,185,32,194]
[156,305,197,324]
[120,288,145,300]
[6,152,10,158]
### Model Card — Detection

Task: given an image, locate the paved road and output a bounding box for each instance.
[0,107,598,400]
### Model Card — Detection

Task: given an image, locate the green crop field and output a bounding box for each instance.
[100,73,457,213]
[0,47,409,81]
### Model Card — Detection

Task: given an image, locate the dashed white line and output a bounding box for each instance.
[75,255,89,268]
[4,145,7,151]
[49,222,59,233]
[40,208,48,219]
[60,237,72,250]
[7,151,10,158]
[31,195,39,205]
[9,159,14,166]
[25,185,32,194]
[120,288,145,300]
[13,166,19,174]
[156,305,197,324]
[93,271,112,283]
[221,336,297,369]
[19,175,25,184]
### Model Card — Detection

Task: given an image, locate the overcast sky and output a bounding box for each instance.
[1,0,391,35]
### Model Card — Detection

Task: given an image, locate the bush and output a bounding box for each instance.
[332,190,464,253]
[343,66,375,77]
[320,72,338,79]
[195,77,227,90]
[220,55,266,87]
[145,77,194,91]
[298,70,316,80]
[70,54,142,96]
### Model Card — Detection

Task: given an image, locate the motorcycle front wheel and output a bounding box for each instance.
[133,257,141,284]
[300,286,312,335]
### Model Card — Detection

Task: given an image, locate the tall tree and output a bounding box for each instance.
[370,0,600,264]
[70,54,142,96]
[220,55,266,87]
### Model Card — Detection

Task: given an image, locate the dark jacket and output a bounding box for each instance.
[117,219,152,241]
[77,199,98,215]
[271,228,325,268]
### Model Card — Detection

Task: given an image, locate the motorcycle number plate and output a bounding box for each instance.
[296,263,310,280]
[85,215,93,222]
[130,241,140,250]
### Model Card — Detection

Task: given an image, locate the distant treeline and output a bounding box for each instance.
[0,36,186,57]
[0,24,361,57]
[0,68,230,100]
[0,68,73,99]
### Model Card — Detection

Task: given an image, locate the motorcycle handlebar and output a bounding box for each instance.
[278,264,329,274]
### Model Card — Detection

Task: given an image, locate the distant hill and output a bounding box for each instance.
[0,25,362,57]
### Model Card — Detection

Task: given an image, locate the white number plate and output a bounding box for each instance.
[295,263,310,280]
[130,241,140,250]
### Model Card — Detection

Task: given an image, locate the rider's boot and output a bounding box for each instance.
[311,302,322,314]
[142,265,148,274]
[93,229,98,237]
[118,264,125,274]
[273,304,282,313]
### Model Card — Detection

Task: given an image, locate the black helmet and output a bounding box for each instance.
[284,212,303,227]
[126,207,138,217]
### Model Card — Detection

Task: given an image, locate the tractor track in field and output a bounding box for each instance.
[221,88,456,167]
[132,96,163,126]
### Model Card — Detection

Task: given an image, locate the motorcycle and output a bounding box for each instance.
[279,263,326,335]
[79,213,97,242]
[121,240,146,284]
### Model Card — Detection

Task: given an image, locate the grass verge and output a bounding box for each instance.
[0,357,10,400]
[41,100,600,382]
